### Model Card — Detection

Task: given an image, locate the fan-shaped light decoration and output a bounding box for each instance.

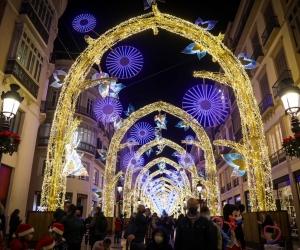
[182,43,207,61]
[50,69,67,88]
[182,84,229,127]
[72,13,96,33]
[121,151,145,169]
[195,17,218,30]
[129,122,155,145]
[222,153,246,177]
[106,46,143,79]
[177,153,195,169]
[237,53,257,70]
[93,97,123,123]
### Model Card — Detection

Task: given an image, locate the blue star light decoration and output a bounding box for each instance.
[124,104,135,117]
[182,43,207,61]
[72,13,96,33]
[106,46,144,79]
[93,97,123,123]
[121,151,145,169]
[177,153,195,169]
[129,122,155,145]
[154,113,167,130]
[195,17,218,30]
[222,153,246,177]
[175,120,189,131]
[182,84,230,127]
[237,53,257,70]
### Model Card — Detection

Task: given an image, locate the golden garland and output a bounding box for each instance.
[41,4,275,213]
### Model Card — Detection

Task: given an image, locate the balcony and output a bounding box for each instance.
[261,16,280,46]
[77,142,96,155]
[5,60,39,98]
[270,148,286,167]
[259,94,274,115]
[272,70,294,99]
[20,2,49,43]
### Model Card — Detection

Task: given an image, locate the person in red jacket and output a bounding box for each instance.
[10,224,34,250]
[114,217,123,244]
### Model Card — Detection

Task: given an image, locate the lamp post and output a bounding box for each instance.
[116,183,123,217]
[278,81,300,240]
[0,84,23,163]
[196,181,204,207]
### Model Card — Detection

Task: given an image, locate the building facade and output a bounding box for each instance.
[216,0,300,238]
[27,59,109,217]
[0,0,67,220]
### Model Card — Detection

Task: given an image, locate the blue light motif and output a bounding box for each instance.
[222,153,246,176]
[106,46,143,79]
[72,13,96,33]
[237,53,257,69]
[129,122,155,145]
[93,97,123,123]
[121,151,145,169]
[124,104,135,117]
[195,17,218,30]
[175,121,189,131]
[182,43,207,61]
[182,84,230,127]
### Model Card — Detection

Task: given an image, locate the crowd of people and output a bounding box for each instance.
[123,199,246,250]
[0,199,279,250]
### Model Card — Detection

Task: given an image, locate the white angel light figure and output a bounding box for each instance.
[63,131,88,177]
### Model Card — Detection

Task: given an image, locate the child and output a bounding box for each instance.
[146,228,173,250]
[10,224,34,250]
[35,235,55,250]
[49,223,67,250]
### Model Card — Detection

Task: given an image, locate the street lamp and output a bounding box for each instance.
[0,84,23,162]
[117,184,123,193]
[196,181,205,207]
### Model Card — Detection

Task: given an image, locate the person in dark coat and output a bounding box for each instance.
[61,204,85,250]
[128,204,148,250]
[89,207,108,248]
[146,227,173,250]
[9,209,22,242]
[174,198,218,250]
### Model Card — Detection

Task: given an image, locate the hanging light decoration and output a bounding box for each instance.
[121,151,145,169]
[93,97,123,123]
[72,13,97,33]
[182,83,229,127]
[106,46,144,79]
[129,122,155,145]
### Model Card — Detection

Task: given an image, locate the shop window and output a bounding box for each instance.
[33,191,41,211]
[16,32,43,82]
[234,195,241,205]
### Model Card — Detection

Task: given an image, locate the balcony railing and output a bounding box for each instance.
[272,70,294,98]
[270,148,286,167]
[259,94,274,114]
[261,16,280,46]
[77,142,96,155]
[20,2,49,43]
[41,101,97,121]
[5,60,39,98]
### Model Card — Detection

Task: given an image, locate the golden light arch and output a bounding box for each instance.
[122,138,202,217]
[41,4,275,214]
[103,101,217,216]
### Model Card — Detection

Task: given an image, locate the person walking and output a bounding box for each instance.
[62,204,85,250]
[9,209,22,242]
[127,204,148,250]
[174,198,218,250]
[89,207,108,248]
[114,217,122,244]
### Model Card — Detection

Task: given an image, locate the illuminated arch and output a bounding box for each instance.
[122,138,201,217]
[41,5,275,214]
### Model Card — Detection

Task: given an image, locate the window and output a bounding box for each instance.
[274,47,289,76]
[16,32,43,82]
[288,1,300,51]
[259,72,271,98]
[87,98,94,116]
[251,30,263,60]
[30,0,54,31]
[267,123,283,155]
[50,89,59,108]
[10,110,24,134]
[77,127,96,146]
[79,163,89,181]
[93,169,99,186]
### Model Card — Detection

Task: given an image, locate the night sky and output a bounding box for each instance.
[54,0,241,160]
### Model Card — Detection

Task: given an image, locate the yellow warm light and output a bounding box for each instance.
[41,4,275,213]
